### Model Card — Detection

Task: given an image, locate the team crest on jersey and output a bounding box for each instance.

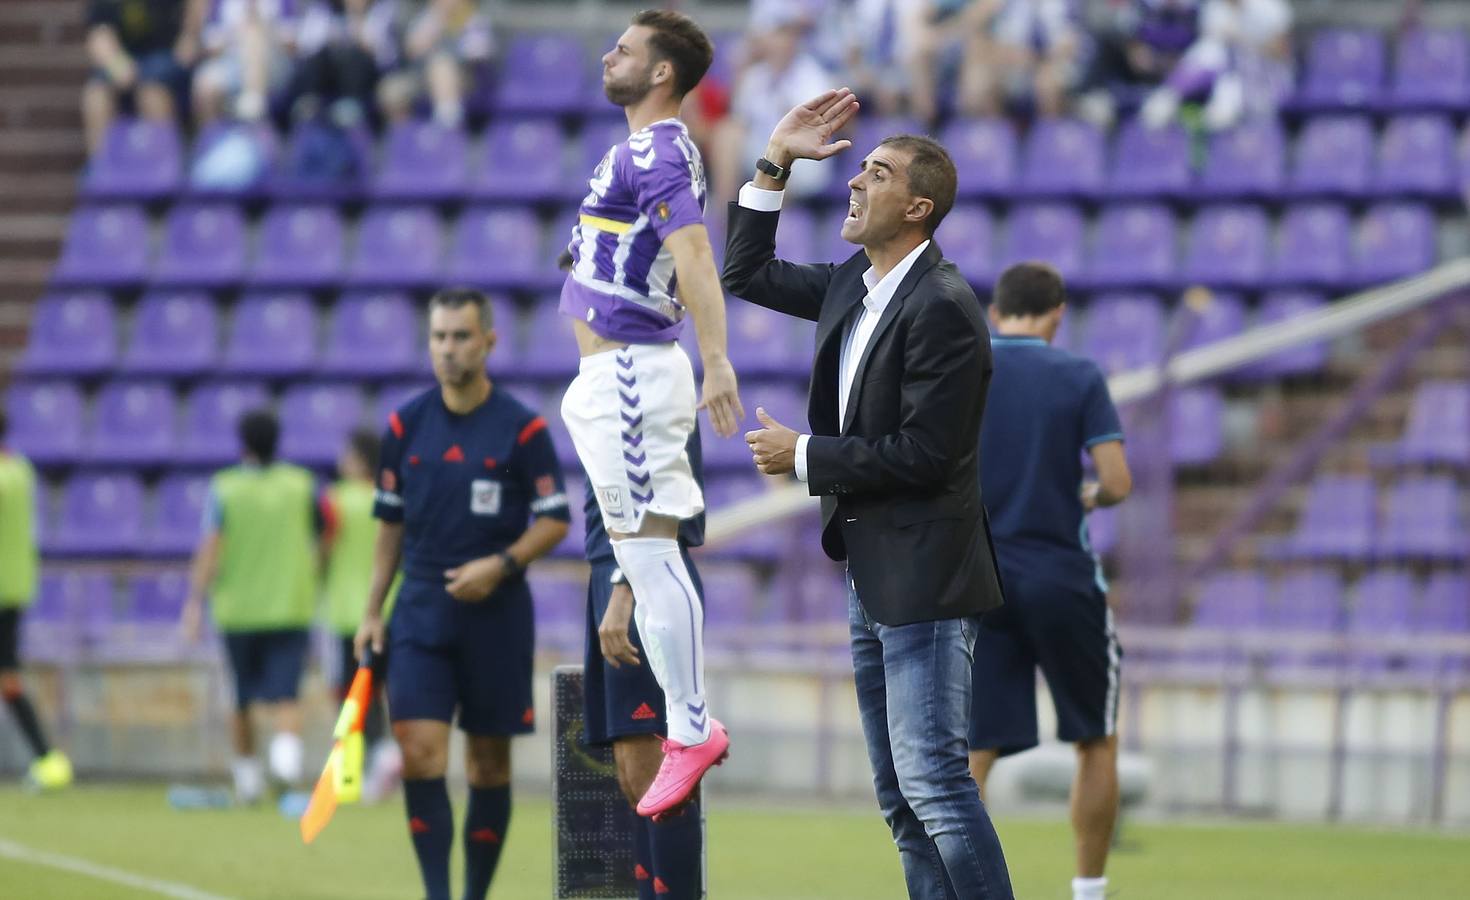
[656,202,671,222]
[470,479,502,516]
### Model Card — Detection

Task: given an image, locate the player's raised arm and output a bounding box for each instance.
[664,224,744,437]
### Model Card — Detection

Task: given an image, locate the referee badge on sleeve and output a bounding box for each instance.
[470,479,502,516]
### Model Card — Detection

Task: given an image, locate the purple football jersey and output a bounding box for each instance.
[559,118,707,344]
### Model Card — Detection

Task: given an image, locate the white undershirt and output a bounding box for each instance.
[736,182,930,482]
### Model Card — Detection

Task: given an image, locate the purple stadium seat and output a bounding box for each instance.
[129,570,191,622]
[279,383,364,467]
[1181,206,1269,290]
[1002,204,1085,282]
[471,119,567,202]
[1081,293,1165,374]
[1107,120,1190,199]
[47,472,145,557]
[483,294,521,371]
[941,118,1017,199]
[550,473,587,559]
[146,473,210,557]
[527,568,586,649]
[20,291,117,377]
[1199,120,1286,200]
[1377,476,1467,561]
[1268,570,1345,672]
[1375,115,1457,200]
[122,291,219,377]
[699,473,787,562]
[578,119,631,180]
[1169,386,1224,465]
[346,205,444,290]
[727,301,801,378]
[1017,119,1104,199]
[936,204,996,289]
[1283,475,1375,561]
[1180,292,1247,350]
[187,121,277,199]
[700,564,766,628]
[179,381,270,466]
[152,203,247,289]
[82,118,182,201]
[1296,29,1385,112]
[446,207,553,293]
[373,121,470,202]
[1392,29,1470,111]
[1083,506,1116,558]
[1193,570,1269,629]
[223,292,318,377]
[4,382,84,465]
[1351,203,1436,287]
[91,570,194,662]
[89,380,176,466]
[1394,380,1470,467]
[23,570,101,662]
[268,121,371,202]
[496,35,587,114]
[248,204,345,289]
[375,381,432,426]
[1420,574,1470,677]
[52,205,151,287]
[1349,571,1415,674]
[320,292,419,378]
[1290,116,1373,199]
[1247,292,1328,378]
[1085,204,1177,291]
[775,205,819,262]
[1269,204,1351,290]
[517,298,582,380]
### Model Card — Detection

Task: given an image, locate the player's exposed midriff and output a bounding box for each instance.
[573,317,632,357]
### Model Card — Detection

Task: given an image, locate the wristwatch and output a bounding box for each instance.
[496,551,524,578]
[755,156,792,183]
[609,567,628,587]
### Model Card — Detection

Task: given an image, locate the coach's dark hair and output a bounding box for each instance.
[993,262,1067,318]
[348,427,380,473]
[428,287,493,329]
[877,134,957,237]
[239,408,280,464]
[632,9,714,98]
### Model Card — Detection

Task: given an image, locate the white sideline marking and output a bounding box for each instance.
[0,836,236,900]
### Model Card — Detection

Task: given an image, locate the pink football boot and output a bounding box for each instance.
[636,719,730,819]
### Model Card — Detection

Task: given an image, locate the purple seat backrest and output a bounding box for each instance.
[476,119,564,189]
[453,207,542,269]
[1394,29,1469,97]
[941,118,1017,195]
[89,118,182,191]
[60,472,145,531]
[1293,117,1373,189]
[184,380,271,445]
[1420,574,1470,632]
[1384,475,1460,531]
[1194,571,1269,627]
[280,383,364,437]
[1305,29,1386,99]
[1277,204,1350,262]
[1351,571,1415,632]
[1355,203,1435,271]
[227,292,318,368]
[131,570,190,621]
[380,121,468,178]
[1270,570,1345,630]
[154,472,210,533]
[1403,380,1470,449]
[1297,473,1375,538]
[256,203,344,266]
[1110,120,1190,185]
[161,203,247,263]
[1186,206,1269,271]
[775,206,818,262]
[1002,204,1085,277]
[93,380,175,438]
[1203,120,1285,191]
[328,292,417,359]
[1083,293,1165,373]
[59,205,151,273]
[1021,119,1104,191]
[4,382,84,458]
[1181,292,1247,349]
[24,292,117,370]
[1379,115,1455,174]
[1091,204,1175,271]
[128,291,218,362]
[935,205,995,282]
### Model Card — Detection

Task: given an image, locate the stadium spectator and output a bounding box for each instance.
[1075,0,1204,128]
[812,0,913,118]
[0,408,73,792]
[181,408,322,804]
[377,0,493,128]
[193,0,301,125]
[82,0,205,155]
[711,6,837,202]
[1140,0,1294,131]
[967,0,1081,118]
[290,0,404,127]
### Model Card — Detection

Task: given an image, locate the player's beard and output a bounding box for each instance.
[604,63,655,107]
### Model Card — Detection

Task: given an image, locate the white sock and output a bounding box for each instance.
[232,756,264,803]
[610,537,709,746]
[268,732,304,786]
[1073,876,1107,900]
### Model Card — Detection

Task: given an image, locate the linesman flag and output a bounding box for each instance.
[301,648,376,843]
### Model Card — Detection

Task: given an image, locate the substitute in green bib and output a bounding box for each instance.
[321,427,397,797]
[183,409,325,804]
[0,407,72,791]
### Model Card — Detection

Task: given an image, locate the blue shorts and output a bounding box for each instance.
[222,629,310,711]
[387,577,535,736]
[90,50,189,95]
[968,571,1122,755]
[582,551,703,746]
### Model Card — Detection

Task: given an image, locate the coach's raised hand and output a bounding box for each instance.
[764,88,861,169]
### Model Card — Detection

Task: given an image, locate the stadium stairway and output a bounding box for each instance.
[0,0,87,375]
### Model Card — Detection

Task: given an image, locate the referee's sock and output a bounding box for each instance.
[649,796,702,900]
[462,784,510,900]
[610,537,709,747]
[632,816,656,900]
[403,777,453,900]
[2,689,51,759]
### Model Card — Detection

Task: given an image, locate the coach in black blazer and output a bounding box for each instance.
[722,89,1014,900]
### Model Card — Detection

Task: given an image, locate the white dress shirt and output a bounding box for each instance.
[737,182,931,482]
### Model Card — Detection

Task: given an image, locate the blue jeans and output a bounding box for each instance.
[849,578,1014,900]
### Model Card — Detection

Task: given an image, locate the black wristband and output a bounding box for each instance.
[497,551,523,577]
[756,156,792,182]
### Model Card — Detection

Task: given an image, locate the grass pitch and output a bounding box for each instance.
[1,785,1466,899]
